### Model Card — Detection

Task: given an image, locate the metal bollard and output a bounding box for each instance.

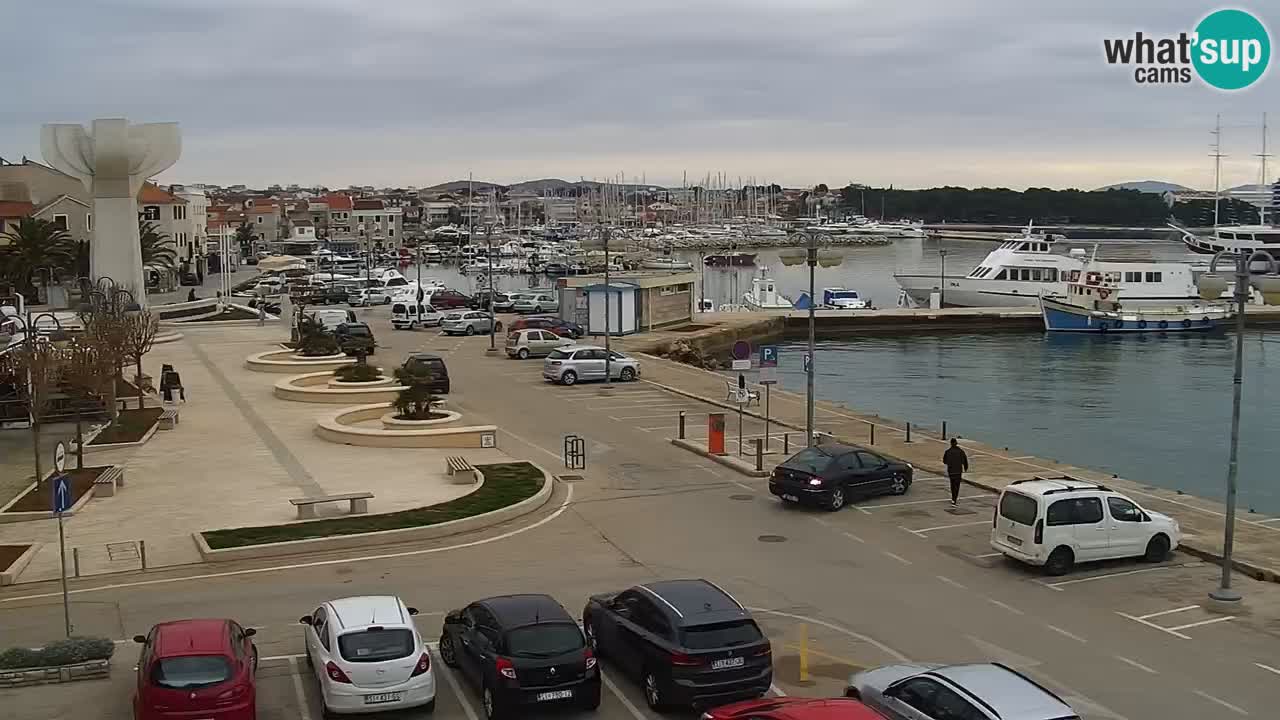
[755,439,763,472]
[905,422,912,443]
[869,422,875,445]
[140,540,147,570]
[678,411,686,440]
[72,547,80,578]
[784,433,790,454]
[942,421,947,440]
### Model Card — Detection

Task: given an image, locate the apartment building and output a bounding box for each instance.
[351,198,402,248]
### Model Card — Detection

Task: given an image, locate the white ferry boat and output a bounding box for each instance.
[1172,223,1280,256]
[895,234,1211,308]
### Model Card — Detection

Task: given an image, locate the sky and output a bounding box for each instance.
[1,0,1275,191]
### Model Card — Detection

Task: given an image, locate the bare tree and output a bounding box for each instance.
[61,338,112,469]
[122,312,159,410]
[81,313,130,421]
[0,340,64,490]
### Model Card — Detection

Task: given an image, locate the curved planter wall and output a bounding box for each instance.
[274,371,406,403]
[381,410,462,428]
[315,403,497,448]
[246,349,355,374]
[327,376,395,389]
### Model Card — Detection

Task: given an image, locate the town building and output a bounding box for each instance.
[351,198,403,249]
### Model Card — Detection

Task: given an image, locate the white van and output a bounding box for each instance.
[391,302,442,330]
[990,476,1181,576]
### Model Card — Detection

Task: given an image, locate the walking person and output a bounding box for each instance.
[943,438,969,506]
[257,303,267,326]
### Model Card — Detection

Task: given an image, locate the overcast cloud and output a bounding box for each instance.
[1,1,1274,190]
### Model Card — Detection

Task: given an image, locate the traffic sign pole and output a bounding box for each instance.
[51,448,72,637]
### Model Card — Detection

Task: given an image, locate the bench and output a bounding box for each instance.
[445,456,477,485]
[158,407,180,430]
[724,381,760,406]
[289,492,374,520]
[92,466,127,498]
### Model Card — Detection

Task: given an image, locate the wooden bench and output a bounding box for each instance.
[445,456,477,485]
[289,492,373,520]
[92,466,126,498]
[158,407,180,430]
[724,381,760,406]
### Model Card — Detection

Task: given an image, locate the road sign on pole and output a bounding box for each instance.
[803,352,812,374]
[731,340,751,361]
[760,345,778,367]
[54,442,66,473]
[730,359,751,371]
[53,474,72,514]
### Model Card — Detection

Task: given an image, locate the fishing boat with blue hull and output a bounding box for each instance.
[1039,270,1231,333]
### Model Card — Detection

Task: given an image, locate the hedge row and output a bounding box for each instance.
[0,637,115,670]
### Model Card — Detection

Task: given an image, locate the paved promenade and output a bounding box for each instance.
[633,350,1280,583]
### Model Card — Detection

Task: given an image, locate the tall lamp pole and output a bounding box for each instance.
[486,222,496,351]
[603,225,613,386]
[1198,250,1278,602]
[939,247,947,308]
[779,229,838,445]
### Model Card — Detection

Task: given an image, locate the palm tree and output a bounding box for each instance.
[138,220,177,269]
[0,217,77,295]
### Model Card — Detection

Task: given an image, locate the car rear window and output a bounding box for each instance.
[999,491,1039,526]
[392,304,407,313]
[506,623,584,658]
[151,655,233,689]
[781,448,831,474]
[338,629,415,663]
[547,349,570,360]
[681,620,763,650]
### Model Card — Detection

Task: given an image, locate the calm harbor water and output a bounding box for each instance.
[763,331,1280,515]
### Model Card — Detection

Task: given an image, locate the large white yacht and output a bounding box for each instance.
[895,236,1211,308]
[1173,223,1280,255]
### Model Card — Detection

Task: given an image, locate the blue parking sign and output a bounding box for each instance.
[52,474,72,514]
[760,345,778,368]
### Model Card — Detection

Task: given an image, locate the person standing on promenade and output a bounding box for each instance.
[943,438,969,506]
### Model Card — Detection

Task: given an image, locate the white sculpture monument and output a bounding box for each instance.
[41,118,181,307]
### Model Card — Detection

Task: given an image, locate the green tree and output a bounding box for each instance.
[138,220,177,268]
[234,222,255,256]
[392,364,442,420]
[0,217,77,295]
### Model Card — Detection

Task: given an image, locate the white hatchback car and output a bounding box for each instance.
[990,476,1180,575]
[301,595,435,715]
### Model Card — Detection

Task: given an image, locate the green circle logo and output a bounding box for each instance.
[1192,9,1271,90]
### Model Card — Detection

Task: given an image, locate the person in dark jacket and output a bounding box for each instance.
[187,288,197,302]
[942,438,969,506]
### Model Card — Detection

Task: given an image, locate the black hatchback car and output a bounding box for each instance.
[769,443,913,511]
[333,322,376,356]
[402,352,451,394]
[582,579,772,711]
[438,594,600,719]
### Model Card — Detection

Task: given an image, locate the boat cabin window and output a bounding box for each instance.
[1104,272,1121,283]
[992,269,1006,280]
[1145,272,1162,282]
[1124,271,1141,283]
[1221,232,1236,240]
[1066,270,1080,282]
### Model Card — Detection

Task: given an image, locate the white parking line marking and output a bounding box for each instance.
[289,657,314,720]
[842,531,866,544]
[900,526,927,538]
[591,403,692,411]
[770,682,788,697]
[1136,605,1199,620]
[1041,565,1180,588]
[610,413,703,421]
[861,496,992,510]
[262,653,307,661]
[1166,616,1234,632]
[936,575,967,590]
[732,481,753,491]
[985,598,1024,615]
[1256,662,1280,676]
[1046,625,1086,643]
[1116,612,1192,640]
[883,551,913,565]
[1193,689,1249,715]
[602,671,649,720]
[1115,656,1158,674]
[974,552,1004,558]
[434,648,480,720]
[1254,517,1280,524]
[908,520,991,534]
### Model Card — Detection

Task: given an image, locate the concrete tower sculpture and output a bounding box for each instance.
[41,118,181,307]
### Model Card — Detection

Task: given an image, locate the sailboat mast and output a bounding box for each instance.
[1258,112,1272,225]
[1212,114,1224,229]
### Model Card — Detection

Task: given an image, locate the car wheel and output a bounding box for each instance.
[383,297,391,305]
[580,683,602,711]
[532,306,542,313]
[465,325,476,336]
[845,686,862,700]
[494,321,502,332]
[1143,534,1170,563]
[422,698,436,713]
[561,370,577,386]
[1045,546,1075,576]
[438,633,458,668]
[483,684,502,720]
[643,669,664,711]
[890,473,910,495]
[826,486,846,511]
[619,367,635,382]
[518,348,530,360]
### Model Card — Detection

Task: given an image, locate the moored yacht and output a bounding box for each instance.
[740,267,794,311]
[1173,223,1280,256]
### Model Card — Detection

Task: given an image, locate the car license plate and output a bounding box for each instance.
[1006,535,1023,546]
[712,656,745,670]
[536,690,573,701]
[782,494,799,503]
[363,693,402,704]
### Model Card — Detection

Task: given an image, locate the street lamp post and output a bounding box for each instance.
[603,225,613,387]
[486,222,496,352]
[939,247,947,308]
[779,229,838,445]
[1198,250,1279,602]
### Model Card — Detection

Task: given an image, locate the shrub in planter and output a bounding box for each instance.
[0,636,115,669]
[392,365,446,420]
[297,315,339,357]
[333,363,381,383]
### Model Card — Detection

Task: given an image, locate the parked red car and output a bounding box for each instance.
[702,697,887,720]
[507,315,584,338]
[426,289,473,309]
[133,619,258,720]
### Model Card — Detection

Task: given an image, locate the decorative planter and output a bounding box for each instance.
[327,375,394,389]
[0,543,41,585]
[273,371,406,404]
[0,658,111,687]
[246,349,355,373]
[380,410,462,428]
[315,403,497,448]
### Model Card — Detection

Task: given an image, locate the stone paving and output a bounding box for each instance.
[0,323,508,582]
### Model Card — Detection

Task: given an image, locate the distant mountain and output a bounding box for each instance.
[425,179,507,192]
[1094,180,1193,193]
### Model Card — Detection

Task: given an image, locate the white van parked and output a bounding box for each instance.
[990,476,1180,575]
[391,302,442,330]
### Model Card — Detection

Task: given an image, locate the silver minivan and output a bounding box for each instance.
[506,328,573,359]
[542,344,641,385]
